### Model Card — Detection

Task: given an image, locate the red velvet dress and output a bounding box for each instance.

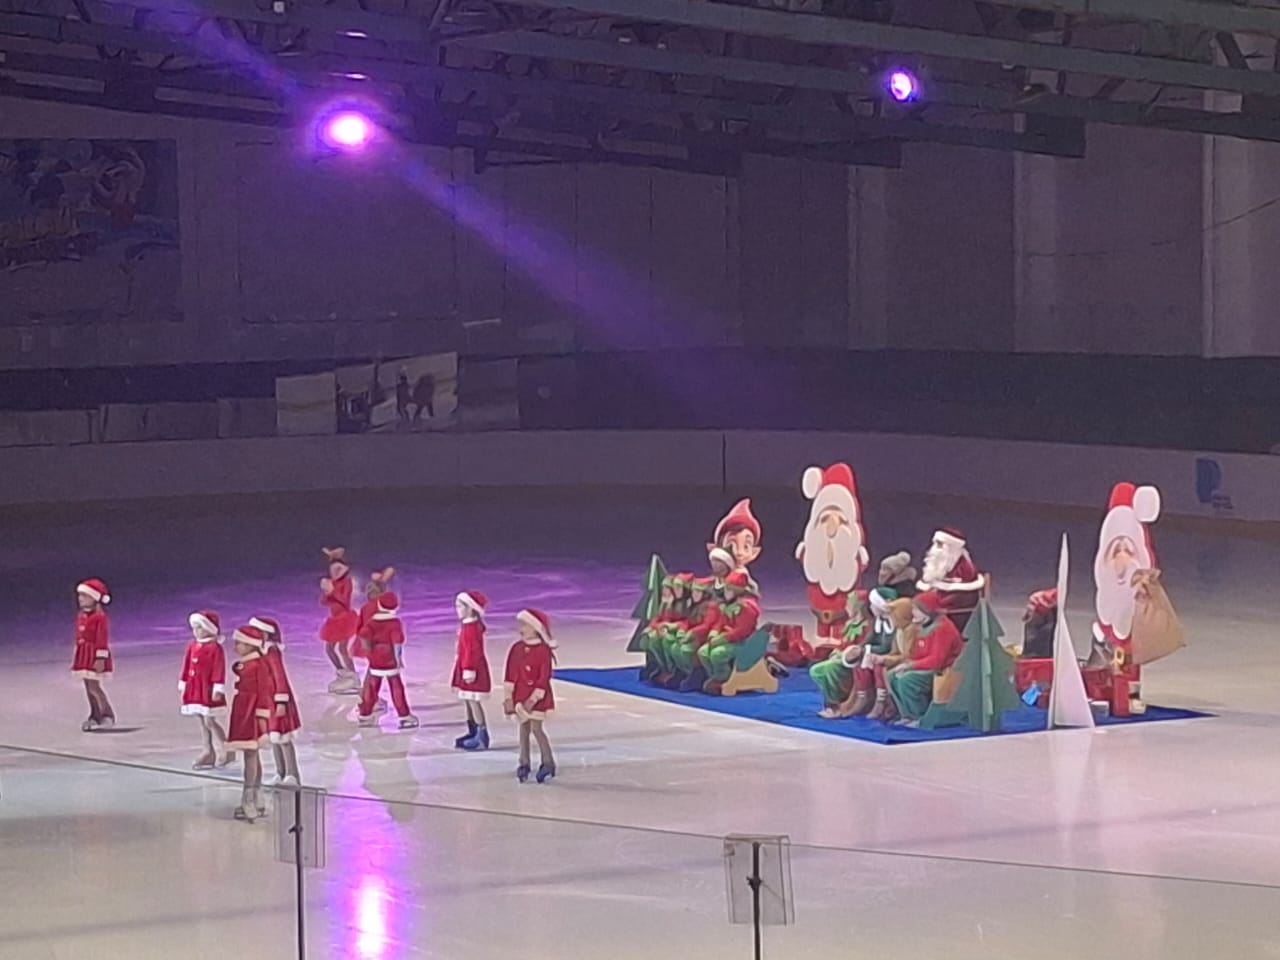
[504,640,555,719]
[71,610,112,679]
[319,575,358,643]
[226,653,271,749]
[450,619,491,700]
[264,643,302,743]
[178,638,227,716]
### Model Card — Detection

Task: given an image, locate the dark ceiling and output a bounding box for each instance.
[3,0,1280,172]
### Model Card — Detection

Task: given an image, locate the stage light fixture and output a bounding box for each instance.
[886,69,920,103]
[321,111,374,150]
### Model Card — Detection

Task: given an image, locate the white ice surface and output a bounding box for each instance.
[0,490,1277,959]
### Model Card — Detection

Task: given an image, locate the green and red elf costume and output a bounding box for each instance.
[887,591,964,722]
[699,572,762,693]
[666,577,721,691]
[642,574,693,684]
[809,589,885,716]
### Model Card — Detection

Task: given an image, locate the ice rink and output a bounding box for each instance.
[1,488,1278,959]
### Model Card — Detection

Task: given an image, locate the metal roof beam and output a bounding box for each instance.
[962,0,1280,39]
[449,29,1280,142]
[489,0,1280,96]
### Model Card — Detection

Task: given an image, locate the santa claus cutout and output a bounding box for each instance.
[795,464,869,653]
[1092,482,1160,713]
[916,528,986,629]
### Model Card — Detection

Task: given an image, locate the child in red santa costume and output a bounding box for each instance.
[226,624,272,821]
[319,547,361,694]
[794,464,869,662]
[504,609,557,783]
[73,578,116,731]
[452,590,492,751]
[353,566,396,714]
[250,616,302,786]
[179,610,231,769]
[356,591,418,729]
[1092,482,1161,715]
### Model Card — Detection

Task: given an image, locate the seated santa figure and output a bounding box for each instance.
[886,592,965,723]
[915,528,986,629]
[698,572,762,695]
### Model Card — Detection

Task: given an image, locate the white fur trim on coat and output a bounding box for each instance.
[928,575,986,592]
[212,684,226,698]
[180,703,227,718]
[72,669,111,680]
[455,689,489,701]
[268,730,296,744]
[369,667,401,677]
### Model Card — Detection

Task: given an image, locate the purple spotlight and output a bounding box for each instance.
[886,70,920,102]
[322,111,373,150]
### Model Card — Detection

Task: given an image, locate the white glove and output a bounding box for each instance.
[462,670,476,683]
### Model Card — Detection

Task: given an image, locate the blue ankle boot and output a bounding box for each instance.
[454,720,477,749]
[535,762,556,783]
[516,763,531,782]
[461,726,490,751]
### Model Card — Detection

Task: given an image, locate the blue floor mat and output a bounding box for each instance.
[556,667,1210,745]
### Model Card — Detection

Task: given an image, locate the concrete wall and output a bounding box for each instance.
[8,94,1280,364]
[0,97,853,369]
[0,429,1267,523]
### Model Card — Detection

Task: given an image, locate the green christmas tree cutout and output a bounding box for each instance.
[627,554,668,653]
[920,599,1023,732]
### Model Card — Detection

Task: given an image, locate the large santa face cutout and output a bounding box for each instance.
[1093,483,1159,641]
[798,463,867,596]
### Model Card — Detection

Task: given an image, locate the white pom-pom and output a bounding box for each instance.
[1133,485,1161,523]
[801,466,823,499]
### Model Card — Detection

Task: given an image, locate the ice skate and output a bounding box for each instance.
[535,763,556,784]
[192,751,216,771]
[398,715,419,730]
[98,716,115,730]
[281,775,300,787]
[327,673,350,694]
[516,763,531,783]
[215,751,233,769]
[454,720,477,748]
[266,772,283,787]
[81,718,100,732]
[357,713,378,727]
[460,726,490,751]
[818,707,839,719]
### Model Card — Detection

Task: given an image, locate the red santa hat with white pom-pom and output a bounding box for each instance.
[232,624,269,650]
[77,578,111,604]
[373,592,400,620]
[516,608,556,648]
[457,590,488,619]
[801,464,861,525]
[189,610,221,638]
[1099,482,1161,566]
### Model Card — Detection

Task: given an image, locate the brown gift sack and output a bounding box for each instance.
[1130,569,1186,666]
[932,668,962,705]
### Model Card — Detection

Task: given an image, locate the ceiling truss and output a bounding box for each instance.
[1,0,1279,172]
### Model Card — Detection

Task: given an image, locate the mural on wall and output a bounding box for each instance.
[0,139,181,324]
